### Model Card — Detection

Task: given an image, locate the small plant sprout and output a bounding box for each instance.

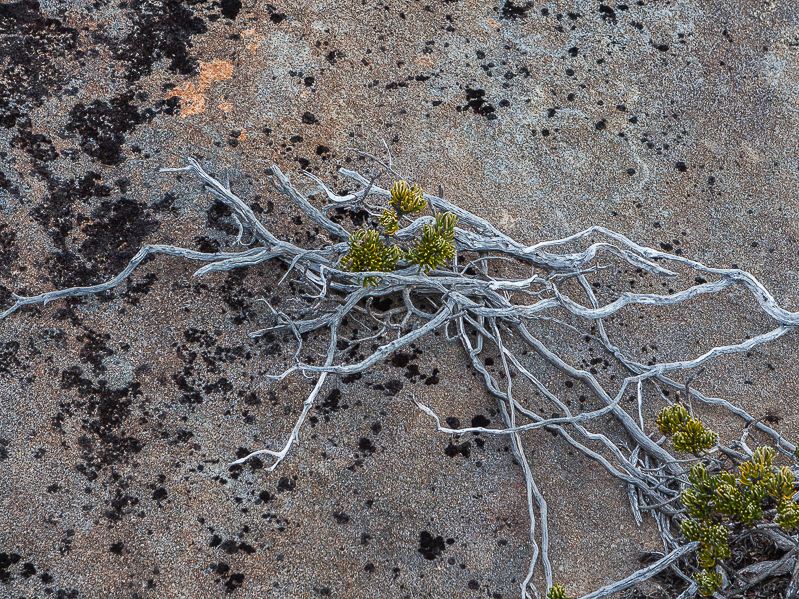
[656,404,718,452]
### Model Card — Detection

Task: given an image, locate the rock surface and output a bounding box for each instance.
[1,0,799,598]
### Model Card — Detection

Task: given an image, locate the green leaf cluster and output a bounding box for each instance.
[341,180,457,285]
[389,180,426,214]
[694,569,722,597]
[405,212,457,273]
[680,447,798,595]
[340,230,404,287]
[546,585,571,599]
[657,405,717,452]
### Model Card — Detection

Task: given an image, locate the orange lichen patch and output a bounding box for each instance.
[242,29,264,55]
[218,101,233,112]
[170,60,234,118]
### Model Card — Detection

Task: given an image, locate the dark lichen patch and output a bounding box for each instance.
[77,329,113,373]
[79,197,159,275]
[207,199,238,235]
[0,169,19,195]
[219,0,241,20]
[501,1,531,19]
[0,224,19,277]
[57,366,144,478]
[319,388,343,414]
[27,171,160,289]
[358,437,376,453]
[418,531,446,559]
[103,487,140,521]
[113,0,207,82]
[459,88,497,120]
[0,551,22,583]
[0,341,21,375]
[444,441,471,458]
[276,475,296,493]
[64,92,142,165]
[122,272,158,305]
[11,119,59,162]
[0,0,78,127]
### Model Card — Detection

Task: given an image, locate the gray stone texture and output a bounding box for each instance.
[1,0,798,597]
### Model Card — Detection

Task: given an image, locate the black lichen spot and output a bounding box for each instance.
[220,0,241,20]
[320,389,342,414]
[471,415,490,427]
[58,366,144,477]
[150,192,177,213]
[276,476,296,493]
[695,276,707,284]
[358,437,376,453]
[418,531,446,559]
[224,572,245,593]
[461,88,496,120]
[0,342,19,375]
[444,441,470,458]
[219,540,240,554]
[109,542,124,555]
[11,119,59,162]
[207,199,237,235]
[445,417,460,429]
[210,534,222,547]
[675,161,687,172]
[20,562,36,578]
[655,44,669,52]
[389,352,411,368]
[383,379,403,396]
[333,511,350,524]
[152,487,168,500]
[64,92,142,165]
[501,0,531,19]
[595,119,607,131]
[424,368,440,385]
[599,4,617,23]
[113,0,207,82]
[301,111,318,124]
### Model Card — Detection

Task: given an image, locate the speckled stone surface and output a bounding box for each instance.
[1,0,799,597]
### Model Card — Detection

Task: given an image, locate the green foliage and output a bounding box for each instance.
[405,212,457,273]
[680,520,730,568]
[694,568,723,597]
[389,180,427,214]
[546,585,571,599]
[340,229,403,287]
[680,444,799,595]
[379,208,400,235]
[657,405,717,452]
[341,181,457,282]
